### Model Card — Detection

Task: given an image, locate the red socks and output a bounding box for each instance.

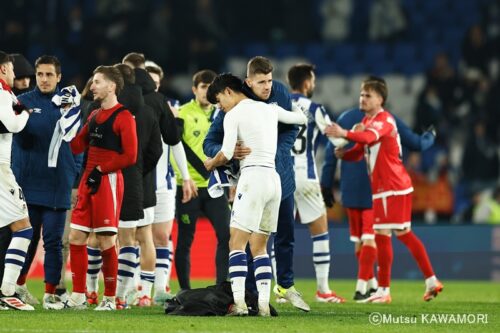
[397,231,435,278]
[70,244,88,293]
[101,246,118,297]
[358,245,377,280]
[16,273,27,286]
[45,283,57,294]
[375,234,393,287]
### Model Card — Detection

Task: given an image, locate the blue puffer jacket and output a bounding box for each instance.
[203,80,298,199]
[12,87,83,209]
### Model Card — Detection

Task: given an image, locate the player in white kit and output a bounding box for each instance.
[203,73,306,316]
[0,51,34,311]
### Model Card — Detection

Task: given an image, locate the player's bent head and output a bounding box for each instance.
[93,65,124,96]
[287,63,315,90]
[192,69,217,88]
[114,63,136,85]
[206,73,244,105]
[361,75,388,106]
[247,56,273,78]
[122,52,146,69]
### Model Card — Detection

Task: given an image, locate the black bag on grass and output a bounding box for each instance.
[164,281,278,316]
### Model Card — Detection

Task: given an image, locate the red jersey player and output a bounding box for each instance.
[63,66,137,310]
[327,76,443,303]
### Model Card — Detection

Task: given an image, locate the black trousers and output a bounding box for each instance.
[174,187,230,290]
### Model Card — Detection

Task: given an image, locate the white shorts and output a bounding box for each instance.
[119,207,155,229]
[230,167,281,235]
[0,164,29,226]
[294,179,325,224]
[154,187,176,223]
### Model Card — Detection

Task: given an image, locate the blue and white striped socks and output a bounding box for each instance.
[253,254,272,306]
[1,227,33,296]
[165,240,174,289]
[154,247,169,295]
[312,232,331,293]
[229,250,247,304]
[139,271,155,298]
[116,246,138,299]
[86,246,102,293]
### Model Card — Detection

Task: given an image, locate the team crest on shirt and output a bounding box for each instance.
[9,188,14,196]
[370,121,384,131]
[237,193,242,200]
[193,130,200,137]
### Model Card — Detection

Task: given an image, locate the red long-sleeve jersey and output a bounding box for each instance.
[343,109,413,199]
[71,103,137,173]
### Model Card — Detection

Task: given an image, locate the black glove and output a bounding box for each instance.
[86,167,102,195]
[321,187,335,208]
[13,103,29,115]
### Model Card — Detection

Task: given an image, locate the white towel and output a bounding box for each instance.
[48,85,81,167]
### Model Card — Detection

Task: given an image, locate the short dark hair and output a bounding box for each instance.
[361,75,388,106]
[192,69,217,87]
[35,55,61,74]
[287,63,315,90]
[93,65,124,96]
[122,52,146,68]
[247,56,273,77]
[206,73,244,105]
[0,51,13,65]
[145,65,164,80]
[114,63,135,85]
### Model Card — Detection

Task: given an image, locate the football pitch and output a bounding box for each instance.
[1,279,498,333]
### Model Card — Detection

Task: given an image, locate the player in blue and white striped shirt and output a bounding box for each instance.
[285,63,346,303]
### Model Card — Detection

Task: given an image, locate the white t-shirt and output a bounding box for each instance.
[220,98,306,169]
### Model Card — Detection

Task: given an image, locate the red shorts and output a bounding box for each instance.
[373,193,412,230]
[71,171,124,233]
[346,208,375,242]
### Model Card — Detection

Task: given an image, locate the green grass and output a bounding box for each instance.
[1,279,499,333]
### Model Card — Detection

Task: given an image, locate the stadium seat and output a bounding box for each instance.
[274,43,300,59]
[243,43,271,58]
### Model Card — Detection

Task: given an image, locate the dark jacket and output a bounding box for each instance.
[13,87,83,210]
[118,83,162,219]
[132,69,166,209]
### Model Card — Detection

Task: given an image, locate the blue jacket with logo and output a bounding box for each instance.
[203,80,298,199]
[320,108,435,208]
[12,87,83,209]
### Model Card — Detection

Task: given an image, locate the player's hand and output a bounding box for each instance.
[182,178,197,203]
[325,123,347,138]
[334,147,345,159]
[321,187,335,208]
[86,167,102,195]
[204,158,215,171]
[233,141,251,160]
